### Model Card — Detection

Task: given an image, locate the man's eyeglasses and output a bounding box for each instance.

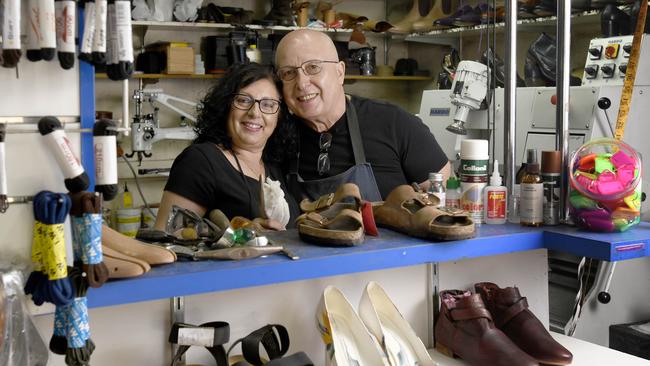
[231,94,281,114]
[276,60,340,82]
[317,132,332,176]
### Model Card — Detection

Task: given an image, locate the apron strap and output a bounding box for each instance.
[345,96,367,165]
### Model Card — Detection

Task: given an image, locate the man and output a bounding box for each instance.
[275,29,451,201]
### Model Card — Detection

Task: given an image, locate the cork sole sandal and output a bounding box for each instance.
[374,185,475,241]
[297,183,365,246]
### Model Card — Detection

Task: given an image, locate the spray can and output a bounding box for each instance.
[460,139,489,225]
[542,151,561,225]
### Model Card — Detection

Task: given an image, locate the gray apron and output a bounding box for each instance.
[288,98,382,202]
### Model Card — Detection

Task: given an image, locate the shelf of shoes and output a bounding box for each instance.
[428,332,650,365]
[95,72,432,81]
[404,8,605,46]
[86,223,650,308]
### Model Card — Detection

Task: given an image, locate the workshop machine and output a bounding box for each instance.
[419,35,650,337]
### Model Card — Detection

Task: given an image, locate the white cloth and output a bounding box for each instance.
[262,177,291,229]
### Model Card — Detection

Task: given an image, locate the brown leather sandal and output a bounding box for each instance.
[296,183,365,246]
[373,185,475,241]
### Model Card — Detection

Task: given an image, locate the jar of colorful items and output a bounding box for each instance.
[569,138,642,232]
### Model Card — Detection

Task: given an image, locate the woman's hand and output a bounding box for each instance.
[253,218,286,231]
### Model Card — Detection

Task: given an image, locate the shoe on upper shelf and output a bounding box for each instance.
[480,47,526,88]
[475,282,574,365]
[412,0,458,32]
[533,0,557,17]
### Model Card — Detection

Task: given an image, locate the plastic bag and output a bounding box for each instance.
[173,0,202,22]
[131,0,153,20]
[0,268,49,366]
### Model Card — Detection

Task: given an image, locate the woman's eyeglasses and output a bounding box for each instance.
[232,94,281,114]
[276,60,339,82]
[317,132,332,176]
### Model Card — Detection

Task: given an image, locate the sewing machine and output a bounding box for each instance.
[126,88,198,165]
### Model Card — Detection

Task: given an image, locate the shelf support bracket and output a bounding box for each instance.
[170,296,186,365]
[426,262,440,348]
[504,0,518,207]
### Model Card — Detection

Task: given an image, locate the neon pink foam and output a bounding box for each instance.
[598,180,625,195]
[610,151,635,168]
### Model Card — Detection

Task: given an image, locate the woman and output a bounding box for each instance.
[155,63,299,231]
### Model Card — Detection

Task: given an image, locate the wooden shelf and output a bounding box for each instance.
[95,73,432,81]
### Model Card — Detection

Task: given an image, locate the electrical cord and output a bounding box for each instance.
[121,155,156,218]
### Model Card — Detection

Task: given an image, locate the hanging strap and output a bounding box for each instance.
[345,95,367,165]
[168,321,230,366]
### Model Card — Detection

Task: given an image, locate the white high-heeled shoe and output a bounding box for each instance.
[317,286,390,366]
[359,282,437,366]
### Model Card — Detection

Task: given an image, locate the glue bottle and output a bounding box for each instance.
[483,160,507,224]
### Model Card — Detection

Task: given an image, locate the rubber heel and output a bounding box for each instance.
[435,341,456,358]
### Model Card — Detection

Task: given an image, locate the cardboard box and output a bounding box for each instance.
[146,42,195,75]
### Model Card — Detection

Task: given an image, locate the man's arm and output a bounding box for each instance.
[418,161,451,192]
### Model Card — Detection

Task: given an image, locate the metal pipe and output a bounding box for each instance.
[556,0,571,223]
[122,79,130,136]
[504,0,517,199]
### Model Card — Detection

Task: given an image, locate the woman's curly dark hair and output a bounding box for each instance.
[194,62,296,163]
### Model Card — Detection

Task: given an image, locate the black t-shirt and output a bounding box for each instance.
[295,95,449,199]
[165,142,300,227]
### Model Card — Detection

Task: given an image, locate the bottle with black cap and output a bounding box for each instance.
[520,149,544,227]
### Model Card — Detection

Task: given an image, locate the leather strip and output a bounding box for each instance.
[240,324,290,366]
[265,352,314,366]
[450,307,493,321]
[495,297,529,328]
[299,183,362,212]
[169,321,229,366]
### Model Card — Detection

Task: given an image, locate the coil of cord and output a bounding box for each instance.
[24,191,74,306]
[26,0,44,61]
[1,0,23,68]
[50,266,96,365]
[39,0,58,61]
[92,0,107,65]
[55,0,76,70]
[78,0,96,63]
[93,119,118,200]
[69,191,109,288]
[38,116,90,193]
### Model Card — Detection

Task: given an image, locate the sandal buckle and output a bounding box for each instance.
[317,193,335,209]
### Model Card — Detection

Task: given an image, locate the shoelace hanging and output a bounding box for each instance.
[70,191,109,288]
[24,191,74,306]
[38,116,90,193]
[105,0,133,80]
[26,0,44,61]
[55,0,76,70]
[50,266,96,366]
[39,0,58,61]
[1,0,22,68]
[79,0,96,63]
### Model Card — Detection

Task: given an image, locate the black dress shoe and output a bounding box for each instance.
[601,3,631,37]
[527,33,556,84]
[572,0,592,10]
[480,47,525,88]
[590,0,618,8]
[630,0,650,34]
[524,56,549,87]
[533,0,556,16]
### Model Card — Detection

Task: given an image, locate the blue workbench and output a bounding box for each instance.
[87,223,650,308]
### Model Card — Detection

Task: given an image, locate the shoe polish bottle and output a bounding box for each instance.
[460,139,489,225]
[508,161,528,223]
[445,175,461,209]
[520,149,544,227]
[428,172,445,208]
[484,160,507,224]
[542,151,561,225]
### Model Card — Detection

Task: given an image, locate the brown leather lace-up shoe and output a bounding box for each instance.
[475,282,574,365]
[435,290,539,366]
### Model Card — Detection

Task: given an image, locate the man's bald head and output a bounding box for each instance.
[275,30,340,66]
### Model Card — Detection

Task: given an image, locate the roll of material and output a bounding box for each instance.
[38,116,89,193]
[93,119,118,200]
[26,0,44,61]
[92,0,107,65]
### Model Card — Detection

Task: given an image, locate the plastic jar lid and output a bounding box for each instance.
[460,139,489,160]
